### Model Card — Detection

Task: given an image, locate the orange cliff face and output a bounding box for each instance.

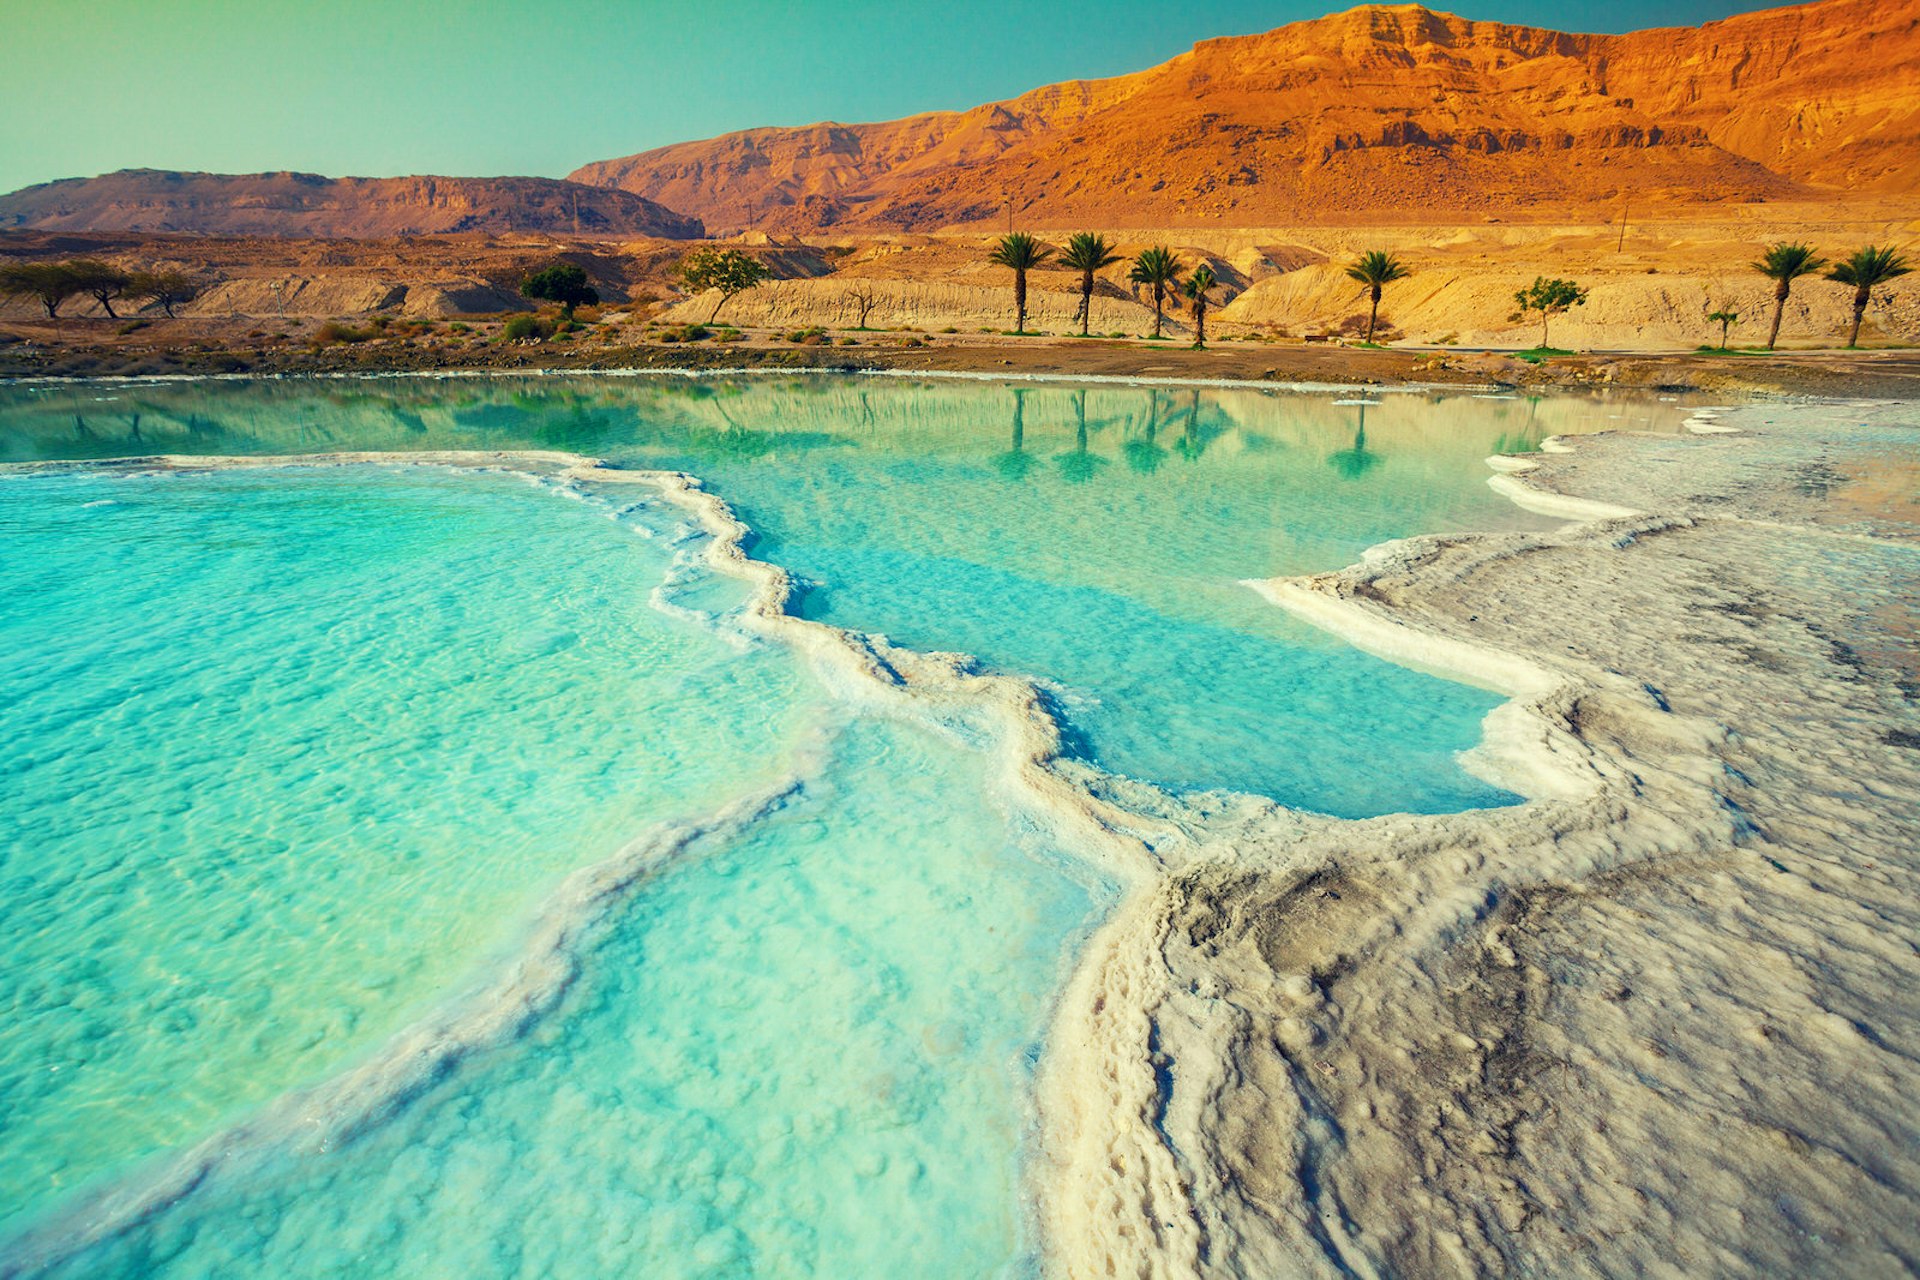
[569,0,1920,232]
[0,171,707,239]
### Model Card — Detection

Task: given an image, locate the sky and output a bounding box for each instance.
[0,0,1795,195]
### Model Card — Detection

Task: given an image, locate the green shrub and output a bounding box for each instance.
[312,321,376,345]
[116,319,150,336]
[786,327,828,346]
[502,315,554,342]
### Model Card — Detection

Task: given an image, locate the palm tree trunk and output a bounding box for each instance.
[1541,312,1549,348]
[1194,300,1207,348]
[1152,286,1164,338]
[1367,286,1380,342]
[1080,269,1093,336]
[1015,269,1027,334]
[1766,282,1788,350]
[1848,284,1868,348]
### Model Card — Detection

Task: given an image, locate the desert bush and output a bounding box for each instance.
[312,321,376,345]
[502,315,554,342]
[117,319,150,335]
[786,327,828,346]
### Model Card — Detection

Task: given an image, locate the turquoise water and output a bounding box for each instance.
[0,375,1692,1275]
[31,718,1096,1280]
[0,466,827,1234]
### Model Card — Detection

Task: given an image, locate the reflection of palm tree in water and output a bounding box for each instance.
[1174,390,1208,462]
[1327,402,1382,479]
[1057,388,1106,484]
[993,387,1036,480]
[1124,387,1167,473]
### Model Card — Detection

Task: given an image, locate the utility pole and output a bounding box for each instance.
[1617,201,1628,254]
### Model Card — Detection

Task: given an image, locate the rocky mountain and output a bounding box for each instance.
[570,0,1920,232]
[0,170,705,239]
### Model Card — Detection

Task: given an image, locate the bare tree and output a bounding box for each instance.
[841,284,881,330]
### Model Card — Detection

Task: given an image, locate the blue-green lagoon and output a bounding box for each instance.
[0,375,1690,1276]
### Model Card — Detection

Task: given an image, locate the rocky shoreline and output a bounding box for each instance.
[5,329,1920,400]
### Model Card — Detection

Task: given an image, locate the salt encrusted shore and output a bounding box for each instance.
[1039,400,1920,1277]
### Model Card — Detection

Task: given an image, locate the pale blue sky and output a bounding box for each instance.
[0,0,1791,195]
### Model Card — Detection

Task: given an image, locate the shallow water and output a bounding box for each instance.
[0,375,1695,1274]
[0,376,1693,810]
[0,466,825,1233]
[32,716,1098,1280]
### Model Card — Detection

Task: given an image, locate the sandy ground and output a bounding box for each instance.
[1039,399,1920,1276]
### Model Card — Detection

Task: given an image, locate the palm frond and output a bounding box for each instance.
[1128,246,1183,287]
[1344,250,1410,286]
[989,232,1052,270]
[1752,242,1827,281]
[1183,264,1218,299]
[1060,232,1121,273]
[1827,245,1911,288]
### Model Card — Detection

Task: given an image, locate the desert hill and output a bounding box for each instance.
[0,170,706,240]
[570,0,1920,232]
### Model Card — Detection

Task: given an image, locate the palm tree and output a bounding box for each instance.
[1128,247,1182,339]
[1826,246,1911,349]
[989,232,1051,335]
[1706,308,1741,350]
[1183,264,1218,349]
[1345,251,1409,343]
[1059,233,1121,337]
[1753,243,1827,350]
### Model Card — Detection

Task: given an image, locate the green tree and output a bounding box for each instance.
[1705,308,1740,350]
[521,263,599,318]
[1345,250,1409,343]
[127,270,200,318]
[1128,247,1182,339]
[988,232,1051,334]
[1059,233,1121,337]
[1752,243,1826,350]
[1183,263,1218,349]
[675,248,772,323]
[1825,245,1910,349]
[64,259,131,319]
[1510,277,1588,349]
[0,262,81,318]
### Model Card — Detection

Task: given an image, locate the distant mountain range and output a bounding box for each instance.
[4,0,1913,241]
[571,0,1920,232]
[0,171,704,239]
